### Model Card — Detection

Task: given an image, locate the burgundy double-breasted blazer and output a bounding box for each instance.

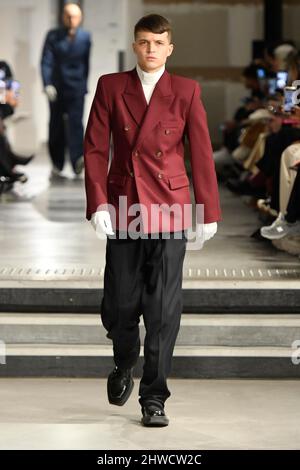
[83,66,221,233]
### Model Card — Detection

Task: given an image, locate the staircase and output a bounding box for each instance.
[1,312,299,378]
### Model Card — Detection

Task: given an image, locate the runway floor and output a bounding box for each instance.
[0,377,299,449]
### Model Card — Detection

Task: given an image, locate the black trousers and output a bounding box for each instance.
[100,230,187,409]
[286,168,300,223]
[48,94,84,172]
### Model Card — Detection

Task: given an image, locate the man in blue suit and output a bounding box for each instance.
[41,2,91,180]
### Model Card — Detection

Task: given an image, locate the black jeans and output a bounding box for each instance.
[101,230,187,408]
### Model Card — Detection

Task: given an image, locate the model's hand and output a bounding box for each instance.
[196,222,218,244]
[44,85,57,102]
[91,210,115,236]
[203,222,218,241]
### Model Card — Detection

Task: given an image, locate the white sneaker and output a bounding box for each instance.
[49,167,69,182]
[260,212,284,234]
[260,214,300,240]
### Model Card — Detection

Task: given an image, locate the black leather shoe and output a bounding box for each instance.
[11,171,28,183]
[141,404,169,427]
[10,153,35,166]
[0,176,13,195]
[107,366,134,406]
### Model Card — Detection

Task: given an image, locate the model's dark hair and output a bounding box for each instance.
[134,14,172,42]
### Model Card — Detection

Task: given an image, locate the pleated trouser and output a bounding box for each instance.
[100,230,187,408]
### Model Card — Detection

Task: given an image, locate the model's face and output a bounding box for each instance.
[63,5,82,30]
[132,30,173,72]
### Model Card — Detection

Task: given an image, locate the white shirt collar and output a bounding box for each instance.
[136,63,165,86]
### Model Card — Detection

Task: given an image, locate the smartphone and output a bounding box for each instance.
[257,68,266,79]
[276,71,288,89]
[284,86,297,112]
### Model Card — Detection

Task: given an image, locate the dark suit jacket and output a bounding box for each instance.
[84,67,222,233]
[40,27,91,98]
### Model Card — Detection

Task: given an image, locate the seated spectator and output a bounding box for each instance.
[260,163,300,239]
[213,63,266,175]
[0,60,35,197]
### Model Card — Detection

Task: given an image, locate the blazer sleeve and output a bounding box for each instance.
[185,81,222,224]
[40,31,55,88]
[83,76,111,220]
[85,33,92,81]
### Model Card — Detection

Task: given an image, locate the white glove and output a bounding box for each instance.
[44,85,57,102]
[196,222,218,244]
[91,210,115,237]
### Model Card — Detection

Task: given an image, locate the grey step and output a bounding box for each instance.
[1,343,295,357]
[0,344,299,378]
[1,313,300,347]
[1,287,300,312]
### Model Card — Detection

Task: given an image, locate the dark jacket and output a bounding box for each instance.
[40,27,91,98]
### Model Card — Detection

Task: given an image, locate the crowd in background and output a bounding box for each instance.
[214,40,300,254]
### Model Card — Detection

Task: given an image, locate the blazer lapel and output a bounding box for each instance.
[122,67,175,148]
[122,68,148,127]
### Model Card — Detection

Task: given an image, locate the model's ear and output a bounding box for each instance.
[167,43,174,57]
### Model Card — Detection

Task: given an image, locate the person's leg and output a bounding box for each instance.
[101,232,145,370]
[138,231,187,409]
[48,98,65,171]
[285,169,300,223]
[260,169,300,239]
[65,95,84,173]
[279,144,300,214]
[0,133,13,174]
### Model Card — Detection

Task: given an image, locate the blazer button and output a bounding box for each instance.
[156,150,162,157]
[129,171,134,177]
[134,150,139,157]
[157,173,163,179]
[165,129,170,135]
[124,125,130,131]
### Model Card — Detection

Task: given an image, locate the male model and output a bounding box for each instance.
[84,14,221,427]
[41,2,91,180]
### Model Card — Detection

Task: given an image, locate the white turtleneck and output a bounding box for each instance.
[136,62,165,105]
